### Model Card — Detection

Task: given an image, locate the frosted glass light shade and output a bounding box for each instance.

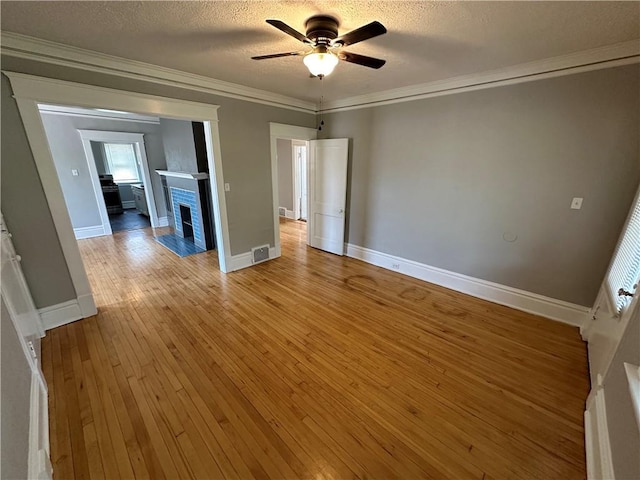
[303,52,339,76]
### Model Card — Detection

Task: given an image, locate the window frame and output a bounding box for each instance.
[102,142,141,184]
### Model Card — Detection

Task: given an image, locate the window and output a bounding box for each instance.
[103,143,140,183]
[605,191,640,316]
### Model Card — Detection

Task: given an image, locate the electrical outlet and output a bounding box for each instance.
[392,263,400,270]
[571,197,583,210]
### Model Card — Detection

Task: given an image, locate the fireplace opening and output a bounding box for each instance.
[179,204,194,241]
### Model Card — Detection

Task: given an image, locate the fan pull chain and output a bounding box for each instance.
[318,77,325,131]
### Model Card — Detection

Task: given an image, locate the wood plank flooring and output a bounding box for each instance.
[42,219,590,479]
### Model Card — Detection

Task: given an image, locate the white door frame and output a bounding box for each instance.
[5,72,233,319]
[78,130,160,234]
[269,123,317,257]
[291,140,307,221]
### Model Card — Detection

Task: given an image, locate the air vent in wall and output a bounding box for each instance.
[252,245,270,264]
[278,207,286,217]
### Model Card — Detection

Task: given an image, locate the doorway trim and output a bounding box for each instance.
[269,123,317,257]
[291,139,308,221]
[5,71,232,321]
[78,130,160,236]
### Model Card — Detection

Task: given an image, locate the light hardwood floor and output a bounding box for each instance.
[42,219,590,479]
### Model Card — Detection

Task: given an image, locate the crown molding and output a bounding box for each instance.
[323,40,640,113]
[0,32,316,114]
[2,32,638,115]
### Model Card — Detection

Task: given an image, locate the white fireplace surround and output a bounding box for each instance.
[156,170,209,180]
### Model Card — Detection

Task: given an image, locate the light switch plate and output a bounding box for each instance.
[571,197,583,210]
[71,169,79,176]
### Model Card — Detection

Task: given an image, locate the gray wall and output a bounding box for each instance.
[605,307,640,479]
[277,138,294,211]
[1,297,31,480]
[0,75,76,307]
[40,112,168,229]
[91,140,106,173]
[320,65,640,307]
[1,56,314,308]
[159,118,199,172]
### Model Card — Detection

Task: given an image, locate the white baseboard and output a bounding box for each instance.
[121,200,136,209]
[229,247,278,272]
[74,224,106,239]
[157,216,169,227]
[77,293,98,317]
[229,252,252,271]
[346,243,590,327]
[278,208,295,220]
[38,297,96,330]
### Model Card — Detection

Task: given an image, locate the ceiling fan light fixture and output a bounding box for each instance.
[303,51,339,77]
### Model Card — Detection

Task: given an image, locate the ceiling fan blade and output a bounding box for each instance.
[266,19,311,44]
[251,51,303,60]
[339,51,386,69]
[333,21,387,47]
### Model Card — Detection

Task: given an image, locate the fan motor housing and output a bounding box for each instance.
[305,15,339,44]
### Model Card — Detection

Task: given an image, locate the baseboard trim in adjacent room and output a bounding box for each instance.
[38,299,83,330]
[74,225,106,239]
[346,243,590,327]
[278,208,295,220]
[121,200,136,209]
[157,216,169,227]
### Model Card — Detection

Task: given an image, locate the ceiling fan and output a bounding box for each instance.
[252,15,387,77]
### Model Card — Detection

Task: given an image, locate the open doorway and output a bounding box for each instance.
[79,130,157,235]
[7,72,233,325]
[38,103,219,259]
[276,137,309,247]
[93,140,152,233]
[269,122,317,259]
[37,104,164,239]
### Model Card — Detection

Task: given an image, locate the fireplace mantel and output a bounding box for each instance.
[156,170,209,180]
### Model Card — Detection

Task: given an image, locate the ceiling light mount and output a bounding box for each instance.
[304,15,339,46]
[252,14,387,77]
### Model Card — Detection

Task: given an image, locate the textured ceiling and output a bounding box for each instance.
[1,1,639,103]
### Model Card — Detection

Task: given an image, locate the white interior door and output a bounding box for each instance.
[307,138,349,255]
[586,185,640,381]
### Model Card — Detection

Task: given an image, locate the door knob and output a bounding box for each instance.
[618,288,635,298]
